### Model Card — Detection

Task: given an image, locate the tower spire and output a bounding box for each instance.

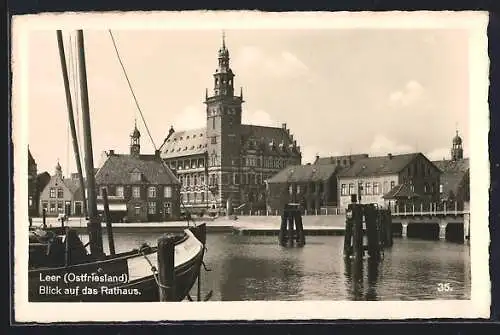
[222,30,226,49]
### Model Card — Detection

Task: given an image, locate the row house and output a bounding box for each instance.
[95,124,181,222]
[336,152,441,210]
[38,162,84,217]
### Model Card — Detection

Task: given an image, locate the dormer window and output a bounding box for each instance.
[130,171,142,182]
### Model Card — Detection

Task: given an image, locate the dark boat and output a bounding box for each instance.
[28,30,209,302]
[28,223,206,302]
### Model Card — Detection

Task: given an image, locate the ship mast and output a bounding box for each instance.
[56,30,88,218]
[76,30,104,256]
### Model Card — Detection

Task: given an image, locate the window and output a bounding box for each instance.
[49,188,56,198]
[358,182,364,195]
[134,206,141,215]
[257,174,262,184]
[164,186,172,198]
[341,184,347,196]
[116,186,124,197]
[132,186,141,199]
[373,182,379,195]
[201,192,205,203]
[42,201,48,211]
[186,175,191,185]
[164,202,171,214]
[289,185,293,195]
[186,193,191,203]
[57,188,64,198]
[234,173,239,185]
[131,172,142,182]
[348,183,354,195]
[439,184,443,194]
[211,136,217,144]
[191,160,196,168]
[148,202,156,214]
[390,181,396,190]
[28,196,33,207]
[424,183,429,193]
[148,186,157,198]
[50,202,56,212]
[100,186,108,197]
[364,183,371,195]
[57,201,64,213]
[297,185,301,194]
[193,193,198,203]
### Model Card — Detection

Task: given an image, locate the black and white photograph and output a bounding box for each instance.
[12,11,490,321]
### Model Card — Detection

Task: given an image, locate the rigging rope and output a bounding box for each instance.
[108,30,157,151]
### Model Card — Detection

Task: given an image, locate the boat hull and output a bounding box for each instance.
[28,224,206,302]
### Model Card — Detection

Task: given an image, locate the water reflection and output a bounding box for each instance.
[100,233,470,301]
[344,257,380,301]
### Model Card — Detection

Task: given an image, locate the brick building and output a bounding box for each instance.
[39,162,84,217]
[159,34,302,213]
[432,130,470,209]
[266,154,369,212]
[28,149,38,217]
[95,123,181,222]
[336,152,441,210]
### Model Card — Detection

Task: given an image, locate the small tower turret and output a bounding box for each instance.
[451,129,463,161]
[130,120,141,157]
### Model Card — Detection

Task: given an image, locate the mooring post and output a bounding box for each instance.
[287,209,295,247]
[278,210,288,246]
[365,205,380,260]
[352,203,364,260]
[157,233,176,302]
[294,209,305,246]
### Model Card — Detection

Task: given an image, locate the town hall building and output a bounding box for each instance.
[159,34,302,213]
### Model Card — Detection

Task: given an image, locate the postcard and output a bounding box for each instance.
[12,11,490,322]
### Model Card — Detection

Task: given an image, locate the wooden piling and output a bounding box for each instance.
[157,233,176,301]
[365,205,380,260]
[101,188,116,255]
[352,204,364,260]
[343,204,354,257]
[42,209,47,228]
[287,213,295,247]
[294,211,305,246]
[278,212,288,246]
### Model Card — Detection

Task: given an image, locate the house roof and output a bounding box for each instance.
[159,128,208,159]
[315,154,369,165]
[62,178,81,194]
[159,124,301,159]
[383,183,422,200]
[432,158,470,198]
[337,153,421,178]
[95,153,180,185]
[267,164,340,184]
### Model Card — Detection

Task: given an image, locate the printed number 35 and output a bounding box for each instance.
[437,283,453,292]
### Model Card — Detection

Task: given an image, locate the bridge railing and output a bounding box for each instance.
[390,201,469,216]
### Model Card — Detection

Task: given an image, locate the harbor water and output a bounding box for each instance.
[88,231,471,301]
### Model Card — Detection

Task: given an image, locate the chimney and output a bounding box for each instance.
[315,155,319,163]
[282,123,287,129]
[109,150,114,156]
[388,153,393,160]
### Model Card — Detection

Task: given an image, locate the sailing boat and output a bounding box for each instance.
[28,30,209,302]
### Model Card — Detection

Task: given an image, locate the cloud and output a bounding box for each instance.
[171,106,205,130]
[389,80,425,107]
[242,109,277,127]
[369,134,414,155]
[234,46,309,78]
[425,147,450,161]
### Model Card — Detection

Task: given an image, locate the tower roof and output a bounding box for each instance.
[453,130,462,145]
[218,31,229,58]
[131,121,141,138]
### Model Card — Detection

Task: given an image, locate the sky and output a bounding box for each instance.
[26,28,470,176]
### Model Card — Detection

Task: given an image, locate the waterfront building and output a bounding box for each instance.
[28,149,38,217]
[336,152,441,210]
[266,154,369,212]
[159,34,302,213]
[432,130,470,209]
[38,161,84,217]
[95,123,181,222]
